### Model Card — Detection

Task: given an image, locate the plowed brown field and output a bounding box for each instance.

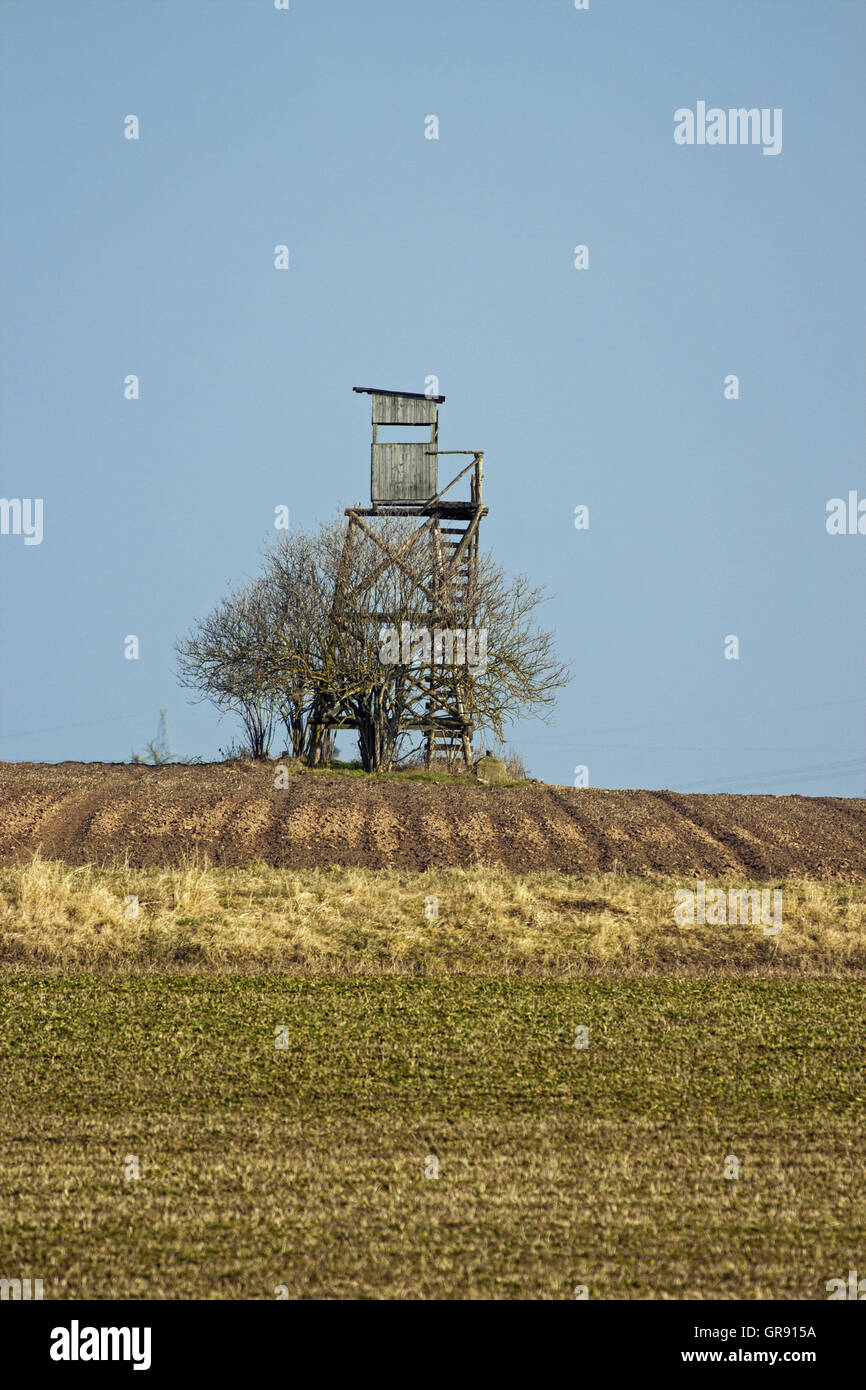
[1,761,864,878]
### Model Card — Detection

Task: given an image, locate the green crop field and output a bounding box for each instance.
[1,973,863,1299]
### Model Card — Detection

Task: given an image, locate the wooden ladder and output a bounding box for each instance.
[423,521,477,767]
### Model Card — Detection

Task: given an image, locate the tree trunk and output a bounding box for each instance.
[356,695,397,772]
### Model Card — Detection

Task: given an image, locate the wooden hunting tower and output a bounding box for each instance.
[314,387,487,767]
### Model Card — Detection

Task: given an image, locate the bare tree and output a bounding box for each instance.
[175,583,277,759]
[256,529,326,758]
[176,514,571,773]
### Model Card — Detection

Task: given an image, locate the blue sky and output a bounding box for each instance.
[1,0,863,793]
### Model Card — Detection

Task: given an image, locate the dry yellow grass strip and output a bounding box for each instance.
[0,855,863,975]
